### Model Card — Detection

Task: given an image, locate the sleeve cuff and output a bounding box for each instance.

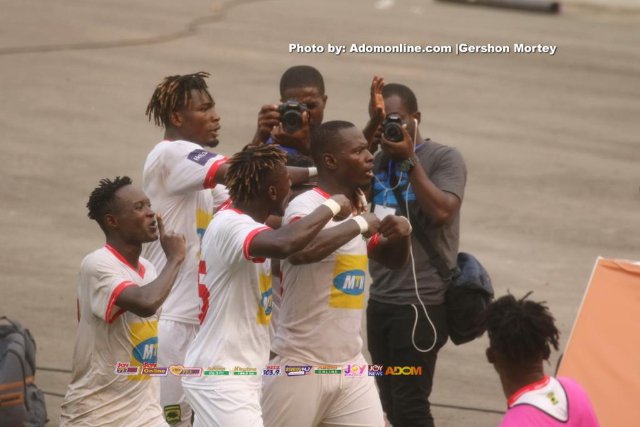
[242,226,272,263]
[203,158,228,189]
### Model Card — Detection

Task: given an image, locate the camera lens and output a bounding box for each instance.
[384,123,403,142]
[278,100,307,133]
[281,110,303,133]
[383,114,404,142]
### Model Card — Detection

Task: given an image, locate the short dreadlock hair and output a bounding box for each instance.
[225,144,288,205]
[146,72,212,128]
[87,176,132,232]
[280,65,325,97]
[478,292,560,365]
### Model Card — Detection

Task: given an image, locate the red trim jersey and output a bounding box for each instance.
[142,139,228,325]
[60,246,165,426]
[183,208,273,388]
[271,188,380,365]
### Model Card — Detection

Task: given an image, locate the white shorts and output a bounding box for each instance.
[158,319,198,426]
[183,379,263,427]
[261,355,384,427]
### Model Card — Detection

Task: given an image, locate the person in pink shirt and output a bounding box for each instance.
[479,293,600,427]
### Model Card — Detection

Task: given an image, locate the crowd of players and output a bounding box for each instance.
[58,67,599,427]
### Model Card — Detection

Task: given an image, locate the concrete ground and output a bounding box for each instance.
[1,0,638,426]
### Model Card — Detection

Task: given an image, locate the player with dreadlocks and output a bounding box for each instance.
[142,71,230,426]
[479,293,599,426]
[144,72,318,425]
[182,144,351,427]
[61,177,185,426]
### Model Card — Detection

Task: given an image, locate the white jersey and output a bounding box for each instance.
[142,139,228,325]
[60,245,166,427]
[272,188,379,365]
[183,208,273,389]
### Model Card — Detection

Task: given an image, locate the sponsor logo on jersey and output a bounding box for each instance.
[129,320,158,381]
[187,149,215,166]
[334,270,366,295]
[285,365,312,376]
[132,336,158,364]
[262,365,282,376]
[330,255,368,309]
[343,364,368,377]
[367,364,385,376]
[256,272,273,325]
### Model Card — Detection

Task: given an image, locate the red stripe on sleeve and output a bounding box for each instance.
[105,281,136,324]
[242,226,272,263]
[203,158,227,189]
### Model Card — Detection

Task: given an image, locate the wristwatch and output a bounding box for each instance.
[399,157,415,172]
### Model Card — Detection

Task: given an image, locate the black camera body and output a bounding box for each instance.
[278,100,308,133]
[382,113,404,142]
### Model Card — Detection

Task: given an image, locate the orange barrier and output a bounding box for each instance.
[558,257,640,426]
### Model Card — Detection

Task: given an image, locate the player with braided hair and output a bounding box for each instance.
[182,144,351,427]
[479,293,599,426]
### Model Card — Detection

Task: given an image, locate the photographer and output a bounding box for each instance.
[365,78,467,427]
[250,65,328,166]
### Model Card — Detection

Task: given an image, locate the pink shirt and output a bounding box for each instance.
[500,376,599,427]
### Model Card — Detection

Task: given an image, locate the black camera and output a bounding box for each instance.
[382,113,404,142]
[278,100,308,133]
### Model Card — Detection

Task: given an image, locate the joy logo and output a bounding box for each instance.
[261,288,273,316]
[343,364,367,377]
[333,270,365,295]
[367,364,384,376]
[132,337,158,364]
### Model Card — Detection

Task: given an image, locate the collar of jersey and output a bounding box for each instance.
[104,244,146,278]
[508,375,550,407]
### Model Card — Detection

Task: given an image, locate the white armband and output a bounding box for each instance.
[351,215,369,234]
[321,198,341,216]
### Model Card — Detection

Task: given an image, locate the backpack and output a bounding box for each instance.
[0,317,48,427]
[446,252,494,345]
[387,184,494,345]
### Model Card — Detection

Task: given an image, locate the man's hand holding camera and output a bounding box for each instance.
[380,124,415,163]
[251,100,312,156]
[252,104,281,145]
[271,102,311,156]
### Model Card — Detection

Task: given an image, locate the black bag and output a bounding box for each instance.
[446,253,494,345]
[0,317,48,427]
[388,186,494,345]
